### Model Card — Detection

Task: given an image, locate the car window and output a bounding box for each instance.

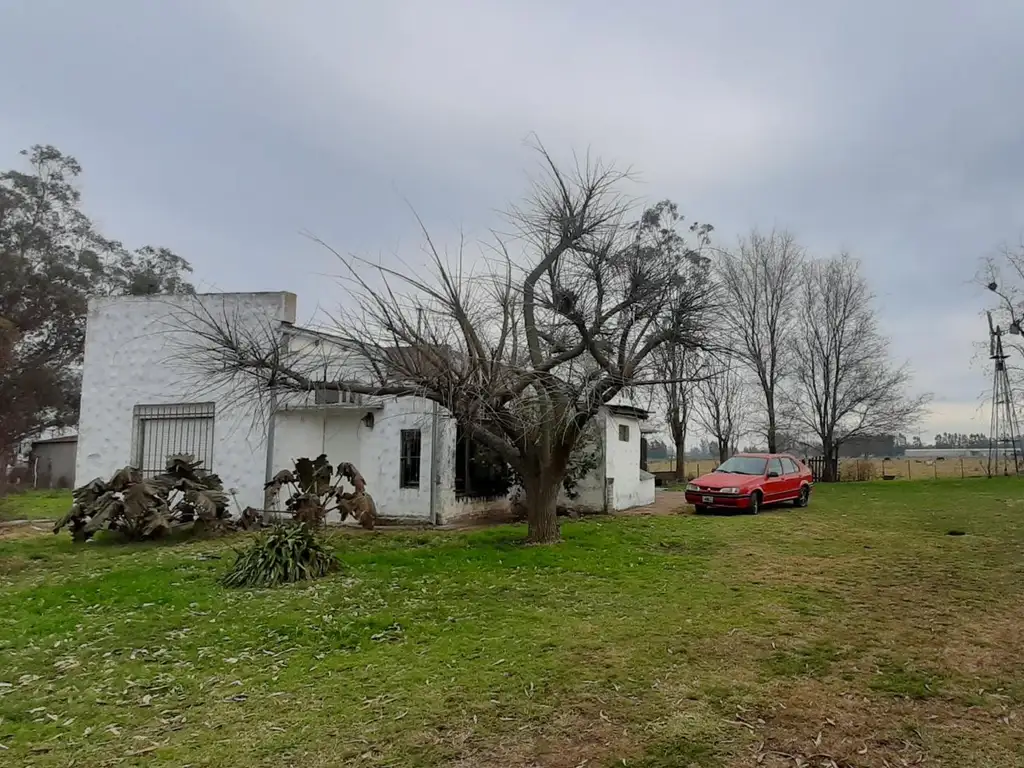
[714,456,768,475]
[782,457,799,474]
[768,458,783,476]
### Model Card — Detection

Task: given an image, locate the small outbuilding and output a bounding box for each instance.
[29,434,78,489]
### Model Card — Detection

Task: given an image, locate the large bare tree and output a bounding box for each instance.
[180,148,715,542]
[717,229,803,452]
[788,254,928,479]
[694,357,747,464]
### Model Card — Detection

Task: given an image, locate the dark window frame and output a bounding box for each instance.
[781,457,800,475]
[768,457,784,476]
[400,429,422,488]
[618,424,630,442]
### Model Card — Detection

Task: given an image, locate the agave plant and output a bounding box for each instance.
[221,523,339,588]
[264,455,376,529]
[54,454,239,542]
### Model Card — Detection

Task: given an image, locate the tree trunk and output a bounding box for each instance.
[520,462,569,548]
[718,441,729,464]
[522,471,561,543]
[821,436,837,482]
[674,440,686,482]
[766,415,777,453]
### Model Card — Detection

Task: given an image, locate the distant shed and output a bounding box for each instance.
[29,435,78,488]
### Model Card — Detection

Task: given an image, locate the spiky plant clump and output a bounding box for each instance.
[221,524,339,588]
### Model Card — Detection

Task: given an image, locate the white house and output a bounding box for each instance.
[74,292,655,524]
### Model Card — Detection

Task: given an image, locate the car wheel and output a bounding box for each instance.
[794,485,810,508]
[694,504,707,514]
[749,491,761,515]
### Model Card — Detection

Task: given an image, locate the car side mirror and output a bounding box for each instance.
[768,471,779,478]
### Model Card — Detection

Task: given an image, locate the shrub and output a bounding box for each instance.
[851,460,877,482]
[221,524,339,588]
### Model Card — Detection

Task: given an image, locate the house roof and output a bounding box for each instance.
[31,435,78,446]
[607,404,649,421]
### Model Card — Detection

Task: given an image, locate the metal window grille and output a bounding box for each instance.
[618,424,630,442]
[399,429,422,488]
[131,403,216,477]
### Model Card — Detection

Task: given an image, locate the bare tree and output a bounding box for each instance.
[178,146,715,543]
[717,229,804,452]
[694,357,747,464]
[659,344,703,480]
[979,242,1024,395]
[788,254,928,479]
[631,200,716,482]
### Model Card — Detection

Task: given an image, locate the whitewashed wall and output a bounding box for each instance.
[272,397,457,522]
[603,409,655,509]
[76,292,297,511]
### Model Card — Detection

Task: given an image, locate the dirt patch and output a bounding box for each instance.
[441,709,636,768]
[615,491,692,517]
[0,520,53,540]
[733,677,1024,767]
[937,602,1024,680]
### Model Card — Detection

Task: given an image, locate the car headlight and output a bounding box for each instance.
[685,483,698,492]
[719,487,741,495]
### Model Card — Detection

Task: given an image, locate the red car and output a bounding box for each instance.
[684,453,813,514]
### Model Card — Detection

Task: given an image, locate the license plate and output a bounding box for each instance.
[702,495,713,504]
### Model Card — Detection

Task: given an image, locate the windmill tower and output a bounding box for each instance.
[986,311,1022,476]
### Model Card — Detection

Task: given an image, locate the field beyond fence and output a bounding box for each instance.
[649,455,1006,482]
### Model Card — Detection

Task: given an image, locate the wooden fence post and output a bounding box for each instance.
[960,457,964,479]
[907,460,911,480]
[933,461,937,480]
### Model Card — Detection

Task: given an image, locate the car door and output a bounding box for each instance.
[764,457,787,502]
[781,457,802,499]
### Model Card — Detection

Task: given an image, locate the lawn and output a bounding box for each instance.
[0,489,72,522]
[1,480,1023,767]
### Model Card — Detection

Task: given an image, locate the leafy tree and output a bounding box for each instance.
[0,145,194,473]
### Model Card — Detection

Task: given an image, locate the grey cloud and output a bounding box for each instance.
[2,0,1022,435]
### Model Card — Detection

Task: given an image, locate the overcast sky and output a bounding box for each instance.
[3,0,1022,442]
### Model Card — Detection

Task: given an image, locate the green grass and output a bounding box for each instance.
[0,489,71,521]
[2,479,1024,766]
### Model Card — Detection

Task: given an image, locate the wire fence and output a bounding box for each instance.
[648,456,1012,483]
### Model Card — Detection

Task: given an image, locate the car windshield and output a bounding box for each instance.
[714,456,768,476]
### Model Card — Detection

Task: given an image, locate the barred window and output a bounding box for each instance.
[400,429,422,488]
[132,403,215,477]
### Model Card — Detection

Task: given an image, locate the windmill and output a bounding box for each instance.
[986,309,1022,476]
